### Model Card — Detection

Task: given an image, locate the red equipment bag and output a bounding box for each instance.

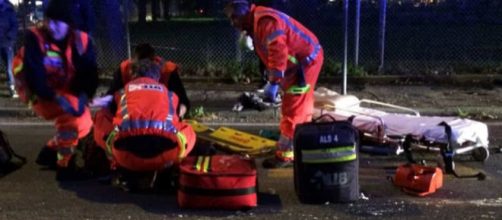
[394,164,443,197]
[177,155,258,210]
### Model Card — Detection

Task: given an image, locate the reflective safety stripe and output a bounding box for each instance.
[266,30,285,44]
[276,150,294,160]
[46,50,61,58]
[13,63,23,75]
[118,89,177,132]
[57,147,75,161]
[56,130,78,141]
[286,84,311,94]
[194,156,211,173]
[119,90,129,120]
[301,146,356,163]
[105,128,118,159]
[288,55,298,64]
[176,131,187,159]
[120,120,176,132]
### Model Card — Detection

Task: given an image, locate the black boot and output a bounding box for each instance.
[55,156,93,181]
[35,146,57,168]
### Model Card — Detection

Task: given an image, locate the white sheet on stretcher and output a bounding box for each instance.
[314,99,489,148]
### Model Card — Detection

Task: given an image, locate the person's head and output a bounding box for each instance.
[224,0,251,30]
[44,0,74,40]
[134,43,156,60]
[131,59,161,81]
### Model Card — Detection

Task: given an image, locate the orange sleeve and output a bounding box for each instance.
[255,17,288,81]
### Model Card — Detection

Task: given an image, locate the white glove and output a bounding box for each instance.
[90,95,113,107]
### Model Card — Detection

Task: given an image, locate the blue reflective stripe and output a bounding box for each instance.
[120,119,177,133]
[256,10,321,65]
[266,30,285,43]
[57,131,78,140]
[167,91,174,122]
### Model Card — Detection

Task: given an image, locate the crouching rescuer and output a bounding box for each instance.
[102,59,195,189]
[13,0,98,180]
[224,0,324,168]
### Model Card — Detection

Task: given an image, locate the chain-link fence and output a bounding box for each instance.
[6,0,502,79]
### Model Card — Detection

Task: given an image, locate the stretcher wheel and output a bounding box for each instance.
[472,147,489,162]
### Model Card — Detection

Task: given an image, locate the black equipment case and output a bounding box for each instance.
[294,116,359,203]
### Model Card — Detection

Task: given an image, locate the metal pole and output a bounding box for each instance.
[354,0,361,66]
[378,0,387,74]
[124,0,132,59]
[342,0,349,95]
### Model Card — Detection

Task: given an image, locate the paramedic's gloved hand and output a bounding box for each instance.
[263,82,280,103]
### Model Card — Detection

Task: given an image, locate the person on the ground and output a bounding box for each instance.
[224,0,324,168]
[96,59,195,191]
[0,0,19,98]
[15,0,98,180]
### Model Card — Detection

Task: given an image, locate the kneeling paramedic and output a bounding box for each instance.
[14,0,98,180]
[224,0,324,168]
[99,59,195,189]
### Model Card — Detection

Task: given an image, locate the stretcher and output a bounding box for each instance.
[312,88,490,174]
[186,120,276,157]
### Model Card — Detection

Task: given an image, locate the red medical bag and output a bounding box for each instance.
[177,155,257,209]
[394,164,443,197]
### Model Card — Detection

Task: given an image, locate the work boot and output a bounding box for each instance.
[35,146,57,168]
[262,157,293,169]
[55,156,93,181]
[111,168,155,193]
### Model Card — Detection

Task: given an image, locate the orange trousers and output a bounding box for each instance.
[32,93,92,167]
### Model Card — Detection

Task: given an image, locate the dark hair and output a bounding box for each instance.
[134,43,156,60]
[45,0,75,25]
[226,0,250,17]
[131,59,161,80]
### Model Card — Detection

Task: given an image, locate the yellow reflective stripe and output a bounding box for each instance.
[288,55,298,64]
[194,156,204,172]
[202,156,210,173]
[105,129,118,159]
[176,132,187,159]
[302,146,356,163]
[119,92,129,120]
[14,63,23,75]
[278,150,294,159]
[286,84,310,94]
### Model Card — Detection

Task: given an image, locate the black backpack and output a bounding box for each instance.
[0,130,27,175]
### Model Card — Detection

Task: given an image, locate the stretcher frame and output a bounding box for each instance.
[315,96,490,174]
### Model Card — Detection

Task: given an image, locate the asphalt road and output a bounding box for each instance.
[0,123,501,220]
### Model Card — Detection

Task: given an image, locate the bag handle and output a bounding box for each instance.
[0,131,27,165]
[313,114,356,123]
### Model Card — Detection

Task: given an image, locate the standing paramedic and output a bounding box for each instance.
[15,0,98,180]
[224,0,324,168]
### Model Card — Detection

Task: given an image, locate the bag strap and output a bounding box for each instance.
[312,114,356,123]
[0,131,27,165]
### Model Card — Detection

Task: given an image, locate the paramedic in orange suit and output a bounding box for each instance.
[92,43,190,156]
[17,0,98,180]
[106,59,195,173]
[224,0,324,168]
